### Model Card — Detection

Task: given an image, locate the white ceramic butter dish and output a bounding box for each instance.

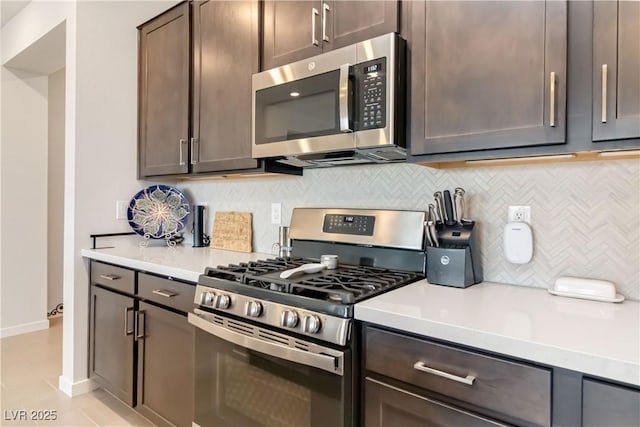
[548,276,624,303]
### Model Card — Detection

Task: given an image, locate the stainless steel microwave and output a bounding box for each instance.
[252,33,406,168]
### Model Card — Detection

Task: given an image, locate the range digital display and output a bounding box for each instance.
[344,216,355,223]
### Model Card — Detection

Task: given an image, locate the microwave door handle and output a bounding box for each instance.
[339,63,352,132]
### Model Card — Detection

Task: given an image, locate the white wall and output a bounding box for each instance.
[65,0,179,391]
[1,0,178,396]
[0,66,49,336]
[48,67,65,315]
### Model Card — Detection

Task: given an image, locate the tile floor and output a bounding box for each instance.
[0,317,154,426]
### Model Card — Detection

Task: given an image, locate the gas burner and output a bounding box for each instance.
[204,257,423,305]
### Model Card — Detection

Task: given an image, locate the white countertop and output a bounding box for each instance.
[81,244,270,283]
[355,281,640,387]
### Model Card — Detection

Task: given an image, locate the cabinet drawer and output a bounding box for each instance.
[138,273,195,313]
[91,262,135,294]
[365,326,551,426]
[583,378,640,427]
[365,377,508,427]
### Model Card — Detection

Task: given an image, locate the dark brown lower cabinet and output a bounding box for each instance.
[364,377,508,427]
[89,262,195,427]
[90,285,136,406]
[583,378,640,427]
[136,302,194,427]
[363,325,551,427]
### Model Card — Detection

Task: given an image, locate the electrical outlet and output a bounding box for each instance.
[116,200,128,220]
[508,206,531,224]
[271,203,282,225]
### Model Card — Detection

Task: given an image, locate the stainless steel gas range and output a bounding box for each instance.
[188,208,427,427]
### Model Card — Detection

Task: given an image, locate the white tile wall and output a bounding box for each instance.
[178,159,640,300]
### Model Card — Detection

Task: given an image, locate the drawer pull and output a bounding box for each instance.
[413,361,476,386]
[152,289,177,298]
[99,274,120,281]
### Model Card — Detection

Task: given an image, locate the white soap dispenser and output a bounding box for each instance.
[503,222,533,264]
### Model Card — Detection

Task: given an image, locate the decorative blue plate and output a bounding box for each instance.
[127,185,190,239]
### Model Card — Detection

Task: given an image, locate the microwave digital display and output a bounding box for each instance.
[365,63,381,73]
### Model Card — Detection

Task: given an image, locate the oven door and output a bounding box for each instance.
[189,309,353,427]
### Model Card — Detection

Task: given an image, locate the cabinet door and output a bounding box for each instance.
[328,0,398,50]
[138,2,190,177]
[136,302,194,427]
[592,0,640,141]
[583,378,640,427]
[410,1,567,155]
[90,286,135,406]
[192,0,259,173]
[364,378,509,427]
[261,0,323,70]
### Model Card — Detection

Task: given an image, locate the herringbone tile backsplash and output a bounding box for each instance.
[181,159,640,300]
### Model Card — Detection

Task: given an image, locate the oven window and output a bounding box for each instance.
[194,328,349,427]
[222,354,311,427]
[255,70,341,144]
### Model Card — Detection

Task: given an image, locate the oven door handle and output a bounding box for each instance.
[188,311,344,376]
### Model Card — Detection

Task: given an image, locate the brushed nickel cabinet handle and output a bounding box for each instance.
[322,3,330,42]
[124,307,134,336]
[311,8,319,46]
[190,138,199,165]
[413,361,476,386]
[135,310,145,341]
[549,72,556,127]
[179,138,187,165]
[99,274,120,281]
[601,64,608,123]
[152,289,177,298]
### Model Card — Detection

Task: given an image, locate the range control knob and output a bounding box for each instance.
[302,315,322,334]
[280,310,299,328]
[200,291,215,306]
[213,294,231,309]
[244,301,263,317]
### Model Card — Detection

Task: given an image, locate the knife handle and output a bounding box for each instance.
[434,192,445,225]
[443,190,455,226]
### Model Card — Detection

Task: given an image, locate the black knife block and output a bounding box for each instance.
[426,222,482,288]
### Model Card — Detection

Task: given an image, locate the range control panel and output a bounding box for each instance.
[322,214,375,236]
[357,57,387,130]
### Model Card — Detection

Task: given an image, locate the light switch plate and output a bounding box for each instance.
[116,200,128,220]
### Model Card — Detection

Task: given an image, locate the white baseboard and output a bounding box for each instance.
[0,319,49,338]
[58,376,98,397]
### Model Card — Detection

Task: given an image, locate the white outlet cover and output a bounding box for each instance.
[504,222,533,264]
[508,205,531,224]
[271,203,282,225]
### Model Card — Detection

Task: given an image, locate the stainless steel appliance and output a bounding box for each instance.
[252,33,406,168]
[188,208,427,427]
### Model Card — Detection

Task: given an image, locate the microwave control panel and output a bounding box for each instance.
[323,214,375,236]
[357,57,387,130]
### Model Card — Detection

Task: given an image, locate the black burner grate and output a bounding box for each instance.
[205,258,422,305]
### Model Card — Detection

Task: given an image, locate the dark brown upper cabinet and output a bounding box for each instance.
[261,0,399,70]
[138,1,272,178]
[592,0,640,142]
[138,3,190,177]
[409,1,567,156]
[191,0,259,173]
